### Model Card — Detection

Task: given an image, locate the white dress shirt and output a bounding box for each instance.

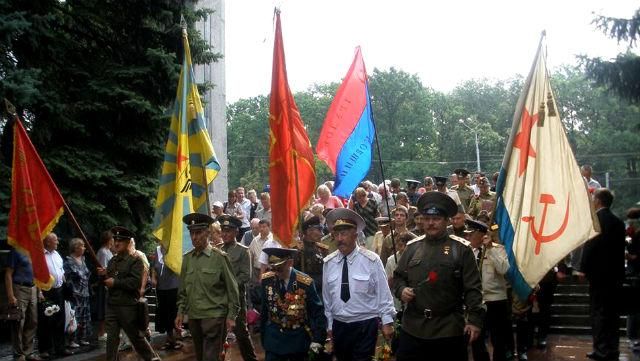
[44,249,65,289]
[259,238,282,267]
[250,233,273,269]
[322,246,396,329]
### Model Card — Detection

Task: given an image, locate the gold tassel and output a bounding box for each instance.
[547,92,557,117]
[538,101,545,126]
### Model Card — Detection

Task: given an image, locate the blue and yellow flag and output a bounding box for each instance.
[152,28,220,274]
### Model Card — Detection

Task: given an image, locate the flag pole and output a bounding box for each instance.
[4,100,100,268]
[366,89,398,265]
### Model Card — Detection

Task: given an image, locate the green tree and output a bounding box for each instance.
[0,0,217,248]
[582,9,640,102]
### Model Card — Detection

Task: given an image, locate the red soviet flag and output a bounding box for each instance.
[268,10,316,247]
[8,117,65,290]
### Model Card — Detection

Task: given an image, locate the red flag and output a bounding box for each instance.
[8,118,64,290]
[269,11,316,247]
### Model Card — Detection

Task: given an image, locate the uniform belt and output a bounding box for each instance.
[14,281,34,287]
[421,305,461,319]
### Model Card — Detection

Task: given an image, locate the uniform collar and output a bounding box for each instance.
[194,244,213,257]
[338,246,359,264]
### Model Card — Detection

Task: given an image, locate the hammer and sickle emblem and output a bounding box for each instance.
[521,193,570,255]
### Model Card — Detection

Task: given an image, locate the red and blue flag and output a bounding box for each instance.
[316,47,375,198]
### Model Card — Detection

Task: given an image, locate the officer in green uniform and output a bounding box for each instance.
[217,214,258,361]
[261,248,327,361]
[451,168,474,211]
[104,226,158,361]
[393,192,484,361]
[294,216,329,294]
[176,213,240,361]
[467,177,496,218]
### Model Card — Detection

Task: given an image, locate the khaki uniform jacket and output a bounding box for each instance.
[393,233,484,339]
[106,253,144,306]
[177,245,240,320]
[477,244,509,302]
[452,185,474,211]
[467,191,497,218]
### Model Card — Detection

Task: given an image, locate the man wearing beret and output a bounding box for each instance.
[261,248,327,361]
[104,227,158,361]
[392,192,484,361]
[465,219,510,361]
[294,216,329,294]
[322,209,396,361]
[175,213,240,361]
[217,214,258,361]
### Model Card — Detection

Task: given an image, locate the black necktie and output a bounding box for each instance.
[340,256,350,302]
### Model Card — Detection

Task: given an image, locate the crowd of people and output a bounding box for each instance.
[3,164,638,361]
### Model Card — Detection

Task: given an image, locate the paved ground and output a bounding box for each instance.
[3,333,639,361]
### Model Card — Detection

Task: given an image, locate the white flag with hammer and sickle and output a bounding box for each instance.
[494,33,600,299]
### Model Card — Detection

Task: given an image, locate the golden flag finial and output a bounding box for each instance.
[4,99,16,116]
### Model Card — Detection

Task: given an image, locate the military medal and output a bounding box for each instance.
[443,245,450,255]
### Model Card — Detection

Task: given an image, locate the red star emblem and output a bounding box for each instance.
[512,109,538,177]
[176,145,188,172]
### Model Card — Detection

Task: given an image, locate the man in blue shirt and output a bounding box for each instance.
[4,247,41,361]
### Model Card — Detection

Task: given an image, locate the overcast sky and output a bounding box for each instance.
[225,0,638,103]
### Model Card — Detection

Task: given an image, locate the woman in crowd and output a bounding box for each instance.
[64,238,92,347]
[315,184,344,209]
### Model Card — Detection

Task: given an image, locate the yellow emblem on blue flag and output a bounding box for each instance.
[152,28,220,274]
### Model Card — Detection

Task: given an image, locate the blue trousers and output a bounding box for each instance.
[332,318,378,361]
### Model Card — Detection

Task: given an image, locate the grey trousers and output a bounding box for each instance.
[190,317,227,361]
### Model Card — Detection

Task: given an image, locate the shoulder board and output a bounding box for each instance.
[491,242,504,248]
[358,247,378,262]
[406,234,425,246]
[315,242,329,250]
[235,243,249,250]
[449,234,471,247]
[323,250,340,263]
[451,185,459,190]
[212,247,227,255]
[295,272,313,286]
[261,271,275,280]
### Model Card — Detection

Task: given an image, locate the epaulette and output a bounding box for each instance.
[261,271,275,280]
[235,243,249,249]
[406,234,425,246]
[449,234,470,247]
[211,247,227,256]
[323,250,340,263]
[315,242,329,250]
[358,247,378,262]
[295,272,313,286]
[491,242,504,249]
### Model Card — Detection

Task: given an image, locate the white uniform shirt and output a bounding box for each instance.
[474,245,509,302]
[259,238,282,267]
[322,246,396,329]
[250,233,273,269]
[97,246,113,268]
[44,249,65,289]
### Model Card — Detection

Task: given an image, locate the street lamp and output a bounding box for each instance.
[458,118,481,172]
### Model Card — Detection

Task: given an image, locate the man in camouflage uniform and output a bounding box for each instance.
[176,213,240,361]
[393,192,484,361]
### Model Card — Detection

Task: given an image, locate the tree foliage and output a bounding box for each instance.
[0,0,217,250]
[582,9,640,102]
